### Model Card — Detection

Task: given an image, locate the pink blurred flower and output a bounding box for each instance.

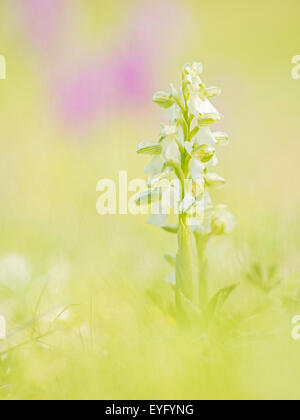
[18,0,65,51]
[15,0,187,130]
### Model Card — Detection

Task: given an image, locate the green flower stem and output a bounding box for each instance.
[176,218,199,308]
[164,161,185,188]
[175,88,210,315]
[196,234,209,307]
[174,92,208,315]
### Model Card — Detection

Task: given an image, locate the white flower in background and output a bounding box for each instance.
[0,254,31,292]
[211,207,236,235]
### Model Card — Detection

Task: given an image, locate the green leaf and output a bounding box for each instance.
[176,220,199,306]
[190,126,200,139]
[246,263,280,294]
[207,283,238,317]
[161,224,179,234]
[164,254,176,267]
[176,289,202,323]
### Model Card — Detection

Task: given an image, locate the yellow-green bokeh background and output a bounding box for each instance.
[0,0,300,400]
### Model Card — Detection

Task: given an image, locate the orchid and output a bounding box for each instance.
[136,63,236,322]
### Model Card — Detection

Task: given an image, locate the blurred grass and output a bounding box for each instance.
[0,0,300,400]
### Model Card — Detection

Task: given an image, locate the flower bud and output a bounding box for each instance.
[192,62,203,74]
[211,209,236,235]
[137,141,162,155]
[205,86,221,98]
[182,62,204,91]
[183,62,203,76]
[153,91,174,109]
[205,172,225,188]
[197,113,222,126]
[135,189,161,206]
[213,131,229,146]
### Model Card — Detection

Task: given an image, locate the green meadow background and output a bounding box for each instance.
[0,0,300,400]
